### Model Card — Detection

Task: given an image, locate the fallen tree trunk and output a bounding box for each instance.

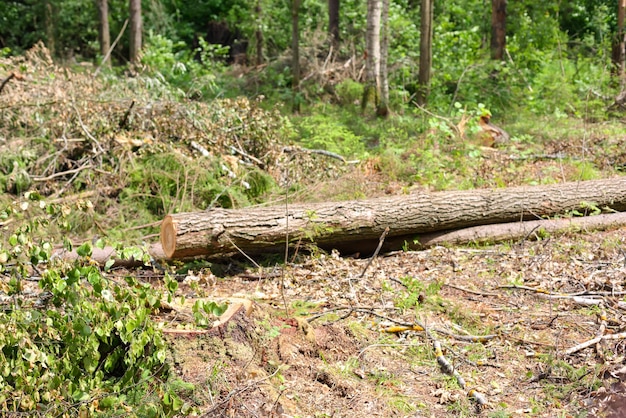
[405,211,626,249]
[160,177,626,259]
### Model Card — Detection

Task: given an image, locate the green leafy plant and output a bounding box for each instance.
[0,195,187,416]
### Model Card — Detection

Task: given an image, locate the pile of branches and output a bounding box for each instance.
[0,43,345,202]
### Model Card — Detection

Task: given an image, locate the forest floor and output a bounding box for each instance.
[2,47,626,417]
[149,224,625,418]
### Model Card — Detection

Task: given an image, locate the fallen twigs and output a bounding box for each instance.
[282,145,359,164]
[314,306,490,410]
[497,284,626,309]
[565,331,626,355]
[0,71,24,95]
[359,226,390,278]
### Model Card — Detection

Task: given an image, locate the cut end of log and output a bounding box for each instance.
[160,215,177,259]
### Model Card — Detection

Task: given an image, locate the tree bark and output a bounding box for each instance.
[160,177,626,259]
[255,0,264,65]
[291,0,301,113]
[490,0,506,60]
[416,0,433,106]
[129,0,142,65]
[329,0,340,50]
[44,0,55,57]
[406,212,626,250]
[362,0,381,113]
[613,0,626,86]
[377,0,390,117]
[96,0,111,67]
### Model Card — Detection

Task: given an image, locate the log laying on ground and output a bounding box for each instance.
[403,211,626,249]
[160,177,626,259]
[53,243,167,267]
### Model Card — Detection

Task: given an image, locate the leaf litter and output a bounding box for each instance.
[161,227,625,417]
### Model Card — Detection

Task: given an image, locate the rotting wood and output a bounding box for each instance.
[160,177,626,259]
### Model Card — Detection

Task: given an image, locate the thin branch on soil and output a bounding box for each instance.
[118,99,135,130]
[51,160,95,198]
[223,235,262,270]
[412,102,462,137]
[125,220,162,231]
[281,161,290,313]
[32,162,93,182]
[72,102,105,155]
[282,145,358,164]
[595,304,608,360]
[204,365,285,415]
[0,71,21,95]
[360,226,390,278]
[565,331,626,355]
[229,145,265,167]
[445,283,501,297]
[191,141,210,157]
[433,335,487,410]
[94,19,129,76]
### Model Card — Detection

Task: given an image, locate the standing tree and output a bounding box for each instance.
[377,0,389,117]
[44,0,55,56]
[329,0,340,50]
[362,0,381,113]
[129,0,142,65]
[255,0,264,65]
[415,0,433,106]
[96,0,110,67]
[614,0,626,86]
[491,0,506,60]
[291,0,301,113]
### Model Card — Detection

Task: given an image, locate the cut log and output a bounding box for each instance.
[160,177,626,259]
[407,211,626,249]
[53,242,167,267]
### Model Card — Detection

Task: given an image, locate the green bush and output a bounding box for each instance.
[0,195,188,416]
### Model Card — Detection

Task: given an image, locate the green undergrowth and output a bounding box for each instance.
[0,193,228,416]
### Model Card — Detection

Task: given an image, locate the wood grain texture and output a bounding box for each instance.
[160,177,626,258]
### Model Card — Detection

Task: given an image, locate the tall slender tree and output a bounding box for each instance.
[129,0,142,65]
[491,0,506,60]
[614,0,626,86]
[416,0,433,106]
[291,0,301,113]
[377,0,389,117]
[44,0,55,56]
[362,0,381,113]
[96,0,110,67]
[329,0,340,50]
[491,0,506,61]
[255,0,264,65]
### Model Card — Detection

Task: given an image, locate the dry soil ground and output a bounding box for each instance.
[149,226,626,418]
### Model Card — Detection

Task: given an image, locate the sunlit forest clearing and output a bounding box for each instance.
[1,0,626,416]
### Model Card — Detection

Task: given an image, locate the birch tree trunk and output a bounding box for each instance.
[377,0,390,117]
[362,0,381,113]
